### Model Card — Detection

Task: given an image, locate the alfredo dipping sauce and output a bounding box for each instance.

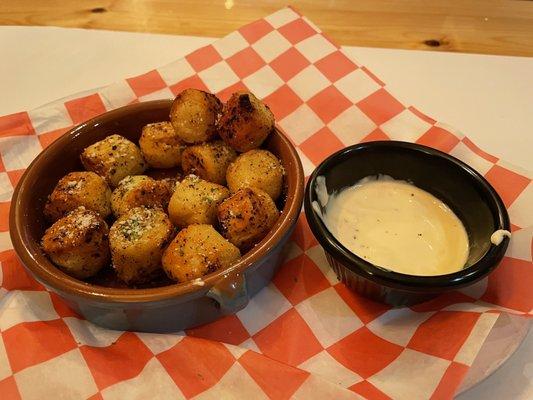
[313,176,470,276]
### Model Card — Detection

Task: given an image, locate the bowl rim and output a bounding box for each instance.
[304,140,510,291]
[9,100,305,303]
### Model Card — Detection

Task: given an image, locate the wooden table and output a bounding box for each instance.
[1,0,532,57]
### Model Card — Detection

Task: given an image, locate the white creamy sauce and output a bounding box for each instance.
[315,176,470,276]
[490,229,511,245]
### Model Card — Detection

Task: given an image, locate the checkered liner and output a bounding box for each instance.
[0,7,531,400]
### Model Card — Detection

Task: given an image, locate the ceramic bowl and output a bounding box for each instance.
[304,141,510,306]
[10,100,304,332]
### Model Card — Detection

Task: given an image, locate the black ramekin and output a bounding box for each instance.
[304,141,510,306]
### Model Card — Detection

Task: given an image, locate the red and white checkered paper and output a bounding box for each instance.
[0,7,531,400]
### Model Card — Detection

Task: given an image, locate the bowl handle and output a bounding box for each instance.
[206,272,249,314]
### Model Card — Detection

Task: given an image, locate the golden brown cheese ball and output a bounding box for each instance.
[169,89,222,144]
[226,149,284,201]
[217,187,279,251]
[109,207,174,285]
[41,207,110,279]
[181,140,237,185]
[44,171,112,222]
[80,134,146,187]
[111,175,171,217]
[218,91,274,152]
[162,224,240,283]
[168,175,230,228]
[139,121,186,168]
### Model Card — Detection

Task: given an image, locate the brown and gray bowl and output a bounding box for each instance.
[10,100,304,333]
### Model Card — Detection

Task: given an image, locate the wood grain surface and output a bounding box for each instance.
[1,0,532,56]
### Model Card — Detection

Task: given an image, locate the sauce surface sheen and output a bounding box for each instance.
[321,177,469,276]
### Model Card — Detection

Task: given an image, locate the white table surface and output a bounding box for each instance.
[0,26,531,399]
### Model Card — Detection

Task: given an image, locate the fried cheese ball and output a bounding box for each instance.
[80,134,146,187]
[181,140,237,185]
[41,207,110,279]
[218,91,274,152]
[139,121,186,168]
[217,187,279,250]
[44,171,112,221]
[162,224,240,283]
[169,89,222,144]
[111,175,171,217]
[109,207,174,285]
[226,149,284,201]
[167,175,230,228]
